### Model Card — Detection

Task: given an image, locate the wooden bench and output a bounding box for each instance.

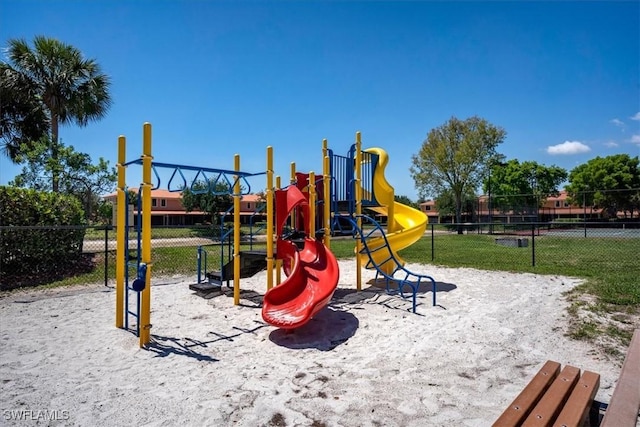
[600,328,640,427]
[494,329,640,427]
[493,360,600,427]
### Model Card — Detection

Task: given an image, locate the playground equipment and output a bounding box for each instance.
[115,124,436,348]
[264,133,437,314]
[115,123,275,347]
[323,133,437,312]
[261,184,339,329]
[193,193,271,293]
[359,147,427,273]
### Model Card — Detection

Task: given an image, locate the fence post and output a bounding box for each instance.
[103,226,110,286]
[531,224,536,267]
[197,245,203,284]
[431,223,435,262]
[584,220,587,238]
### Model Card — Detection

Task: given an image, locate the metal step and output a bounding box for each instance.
[189,282,222,293]
[206,271,224,282]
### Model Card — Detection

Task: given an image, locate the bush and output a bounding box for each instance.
[0,186,86,290]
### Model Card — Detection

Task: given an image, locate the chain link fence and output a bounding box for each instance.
[1,221,638,292]
[452,188,640,224]
[0,224,270,291]
[423,221,639,271]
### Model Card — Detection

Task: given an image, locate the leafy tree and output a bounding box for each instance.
[0,186,87,288]
[566,154,640,219]
[1,36,111,191]
[254,190,267,208]
[95,199,113,225]
[0,64,49,159]
[10,138,116,221]
[181,180,234,223]
[410,116,506,232]
[486,160,567,215]
[435,187,478,221]
[394,194,419,209]
[126,189,140,206]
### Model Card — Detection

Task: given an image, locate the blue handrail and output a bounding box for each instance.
[346,214,437,313]
[218,205,235,285]
[248,203,267,250]
[167,167,187,192]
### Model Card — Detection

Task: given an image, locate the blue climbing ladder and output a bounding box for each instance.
[346,214,437,312]
[123,187,144,336]
[327,144,437,312]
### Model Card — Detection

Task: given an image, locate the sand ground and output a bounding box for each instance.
[0,261,629,426]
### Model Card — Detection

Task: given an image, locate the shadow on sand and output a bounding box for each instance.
[268,307,359,351]
[329,279,457,313]
[365,278,458,295]
[146,335,220,362]
[147,321,269,361]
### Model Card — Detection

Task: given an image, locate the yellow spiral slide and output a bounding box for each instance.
[359,147,428,274]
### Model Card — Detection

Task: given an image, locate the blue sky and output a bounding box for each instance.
[1,0,639,200]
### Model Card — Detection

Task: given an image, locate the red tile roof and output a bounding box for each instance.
[104,189,261,201]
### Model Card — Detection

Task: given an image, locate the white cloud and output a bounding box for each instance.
[604,140,619,148]
[547,141,591,155]
[631,134,640,145]
[610,118,625,127]
[631,112,640,121]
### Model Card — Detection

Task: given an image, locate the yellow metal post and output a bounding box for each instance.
[116,136,126,328]
[309,171,316,238]
[355,132,362,291]
[233,154,241,305]
[266,147,274,290]
[322,139,331,249]
[274,176,282,286]
[140,123,153,347]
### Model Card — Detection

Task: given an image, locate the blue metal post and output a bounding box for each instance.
[197,246,202,283]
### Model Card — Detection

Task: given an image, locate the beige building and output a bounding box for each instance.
[419,191,604,224]
[104,189,264,226]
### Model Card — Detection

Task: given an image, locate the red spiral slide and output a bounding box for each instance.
[261,186,340,330]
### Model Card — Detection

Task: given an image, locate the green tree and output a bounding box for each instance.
[181,180,234,223]
[410,116,506,232]
[435,188,478,222]
[254,190,267,208]
[95,199,113,225]
[1,36,111,191]
[126,189,140,206]
[10,138,116,221]
[566,154,640,219]
[486,160,567,215]
[394,194,419,209]
[0,64,49,159]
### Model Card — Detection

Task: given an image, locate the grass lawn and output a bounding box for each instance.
[84,225,266,241]
[329,234,639,352]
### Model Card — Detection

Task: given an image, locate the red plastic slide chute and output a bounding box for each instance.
[261,185,339,330]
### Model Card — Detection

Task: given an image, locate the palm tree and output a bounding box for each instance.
[1,36,112,192]
[0,63,49,160]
